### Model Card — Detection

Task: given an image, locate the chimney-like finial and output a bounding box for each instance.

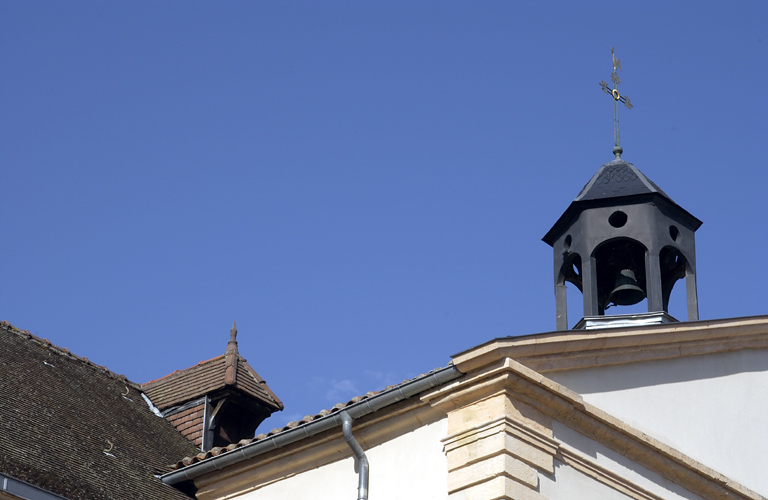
[224,321,239,386]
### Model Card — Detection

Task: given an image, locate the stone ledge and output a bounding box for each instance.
[443,416,556,473]
[431,355,764,500]
[447,454,538,493]
[453,315,768,374]
[448,475,548,500]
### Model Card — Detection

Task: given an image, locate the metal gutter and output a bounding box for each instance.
[161,364,463,486]
[1,473,71,500]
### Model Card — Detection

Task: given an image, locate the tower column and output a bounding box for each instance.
[645,248,664,312]
[582,256,600,317]
[686,265,699,321]
[555,281,568,330]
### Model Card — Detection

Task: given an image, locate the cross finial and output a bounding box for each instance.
[599,47,633,159]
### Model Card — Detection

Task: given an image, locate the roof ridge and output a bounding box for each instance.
[143,354,225,386]
[574,161,613,201]
[237,356,262,382]
[627,162,655,192]
[237,356,284,409]
[625,162,674,201]
[0,320,141,389]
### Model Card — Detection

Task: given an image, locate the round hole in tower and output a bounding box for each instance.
[564,235,572,251]
[608,211,627,228]
[669,225,680,242]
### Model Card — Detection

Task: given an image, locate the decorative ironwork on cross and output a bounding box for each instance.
[599,47,633,159]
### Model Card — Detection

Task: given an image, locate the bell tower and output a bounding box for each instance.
[543,160,702,330]
[542,48,702,330]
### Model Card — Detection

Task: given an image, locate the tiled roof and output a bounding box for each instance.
[142,353,282,412]
[170,367,449,471]
[0,321,199,500]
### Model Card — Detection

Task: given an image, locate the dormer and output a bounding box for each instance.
[142,323,283,450]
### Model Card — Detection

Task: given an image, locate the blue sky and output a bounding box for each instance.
[2,1,766,430]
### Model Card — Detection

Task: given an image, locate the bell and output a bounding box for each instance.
[608,268,645,306]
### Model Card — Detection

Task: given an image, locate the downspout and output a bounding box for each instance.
[340,411,368,500]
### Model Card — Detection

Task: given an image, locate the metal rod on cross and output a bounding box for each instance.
[599,47,633,159]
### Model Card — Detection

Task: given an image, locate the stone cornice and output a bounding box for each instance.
[424,357,764,500]
[453,315,768,374]
[555,444,666,500]
[440,414,668,500]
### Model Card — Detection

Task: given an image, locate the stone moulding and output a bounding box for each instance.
[442,416,558,474]
[555,444,666,500]
[452,315,768,374]
[441,415,557,496]
[423,356,764,500]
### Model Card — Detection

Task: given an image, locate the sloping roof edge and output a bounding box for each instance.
[452,314,768,374]
[239,357,284,410]
[160,364,462,485]
[0,321,140,389]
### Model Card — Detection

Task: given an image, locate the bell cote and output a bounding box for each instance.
[543,159,702,330]
[142,323,283,451]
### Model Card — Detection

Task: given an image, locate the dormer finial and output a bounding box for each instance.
[225,322,239,386]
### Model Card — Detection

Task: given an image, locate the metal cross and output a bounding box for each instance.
[599,47,633,159]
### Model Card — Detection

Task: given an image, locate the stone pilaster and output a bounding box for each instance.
[424,362,557,500]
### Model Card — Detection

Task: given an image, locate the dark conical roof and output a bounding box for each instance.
[543,159,701,246]
[574,159,673,202]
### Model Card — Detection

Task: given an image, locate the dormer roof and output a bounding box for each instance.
[142,325,282,413]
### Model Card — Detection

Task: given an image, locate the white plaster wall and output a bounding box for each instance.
[539,461,639,500]
[540,421,705,500]
[238,417,448,500]
[547,349,768,496]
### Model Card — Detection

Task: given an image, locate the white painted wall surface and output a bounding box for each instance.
[238,418,448,500]
[540,462,631,500]
[547,349,768,496]
[541,421,705,500]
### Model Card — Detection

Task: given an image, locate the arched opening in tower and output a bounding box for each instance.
[594,238,647,315]
[660,246,689,319]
